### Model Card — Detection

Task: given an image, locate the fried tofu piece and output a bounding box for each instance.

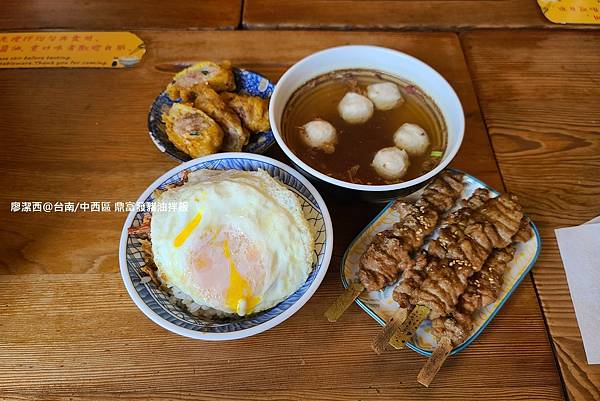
[162,103,224,158]
[193,84,249,152]
[221,92,270,133]
[166,61,236,102]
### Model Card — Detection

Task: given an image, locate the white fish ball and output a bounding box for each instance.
[301,119,338,154]
[367,82,404,111]
[393,123,430,156]
[371,147,410,181]
[338,92,374,124]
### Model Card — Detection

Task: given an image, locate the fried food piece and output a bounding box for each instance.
[162,103,224,158]
[166,61,236,101]
[193,84,249,152]
[221,92,270,133]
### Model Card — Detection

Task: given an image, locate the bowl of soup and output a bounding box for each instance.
[269,45,464,202]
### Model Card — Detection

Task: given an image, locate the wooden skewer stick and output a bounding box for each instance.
[371,308,408,354]
[417,336,453,387]
[324,282,365,322]
[388,305,430,349]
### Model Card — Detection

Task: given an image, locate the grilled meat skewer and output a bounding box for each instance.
[326,171,465,323]
[392,192,524,321]
[431,222,533,345]
[359,171,465,292]
[416,222,533,388]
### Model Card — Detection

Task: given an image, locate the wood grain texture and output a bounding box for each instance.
[0,30,562,399]
[462,30,600,401]
[0,269,562,399]
[243,0,598,30]
[0,0,241,31]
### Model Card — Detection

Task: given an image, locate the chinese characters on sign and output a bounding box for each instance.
[0,32,145,68]
[10,201,188,213]
[537,0,600,24]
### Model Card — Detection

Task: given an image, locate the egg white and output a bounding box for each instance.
[151,169,315,316]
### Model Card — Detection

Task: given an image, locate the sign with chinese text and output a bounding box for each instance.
[538,0,600,24]
[0,32,145,68]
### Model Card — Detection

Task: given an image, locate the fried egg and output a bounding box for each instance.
[151,169,315,316]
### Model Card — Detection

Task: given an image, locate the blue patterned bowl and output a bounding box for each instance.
[119,153,333,340]
[148,68,275,162]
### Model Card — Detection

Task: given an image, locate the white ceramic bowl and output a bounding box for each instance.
[119,153,333,340]
[269,45,465,202]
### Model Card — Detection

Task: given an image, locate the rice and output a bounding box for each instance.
[165,281,236,320]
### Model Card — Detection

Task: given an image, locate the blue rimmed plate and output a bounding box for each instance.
[148,68,275,163]
[341,169,541,356]
[119,153,333,340]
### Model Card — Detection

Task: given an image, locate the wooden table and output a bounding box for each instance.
[463,30,600,401]
[243,0,598,30]
[0,0,242,31]
[0,30,567,400]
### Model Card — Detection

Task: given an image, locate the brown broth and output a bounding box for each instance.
[282,69,447,185]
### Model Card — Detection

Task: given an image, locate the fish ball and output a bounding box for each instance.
[338,92,374,124]
[393,123,430,156]
[301,119,338,154]
[367,82,404,111]
[371,147,410,181]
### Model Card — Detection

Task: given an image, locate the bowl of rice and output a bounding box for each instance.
[119,153,333,340]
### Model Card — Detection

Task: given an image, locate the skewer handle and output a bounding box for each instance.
[371,308,408,354]
[417,336,453,387]
[388,305,430,349]
[324,282,365,322]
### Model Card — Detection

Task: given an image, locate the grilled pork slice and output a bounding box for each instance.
[513,217,533,243]
[393,191,526,322]
[358,171,464,292]
[393,189,491,312]
[394,252,429,309]
[459,247,515,313]
[431,310,474,346]
[431,217,533,345]
[429,247,514,345]
[428,193,524,275]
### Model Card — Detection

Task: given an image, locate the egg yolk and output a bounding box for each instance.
[223,239,261,315]
[174,209,203,248]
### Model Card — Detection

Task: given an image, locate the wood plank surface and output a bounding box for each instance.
[0,30,563,399]
[462,30,600,401]
[0,270,562,399]
[243,0,598,30]
[0,0,241,31]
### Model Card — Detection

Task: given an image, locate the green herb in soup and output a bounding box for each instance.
[282,69,447,185]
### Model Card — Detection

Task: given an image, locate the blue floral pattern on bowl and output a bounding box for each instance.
[148,68,275,162]
[120,154,331,339]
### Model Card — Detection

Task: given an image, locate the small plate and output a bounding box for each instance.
[148,68,275,162]
[341,169,541,356]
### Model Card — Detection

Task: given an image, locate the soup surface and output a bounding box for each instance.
[282,69,447,185]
